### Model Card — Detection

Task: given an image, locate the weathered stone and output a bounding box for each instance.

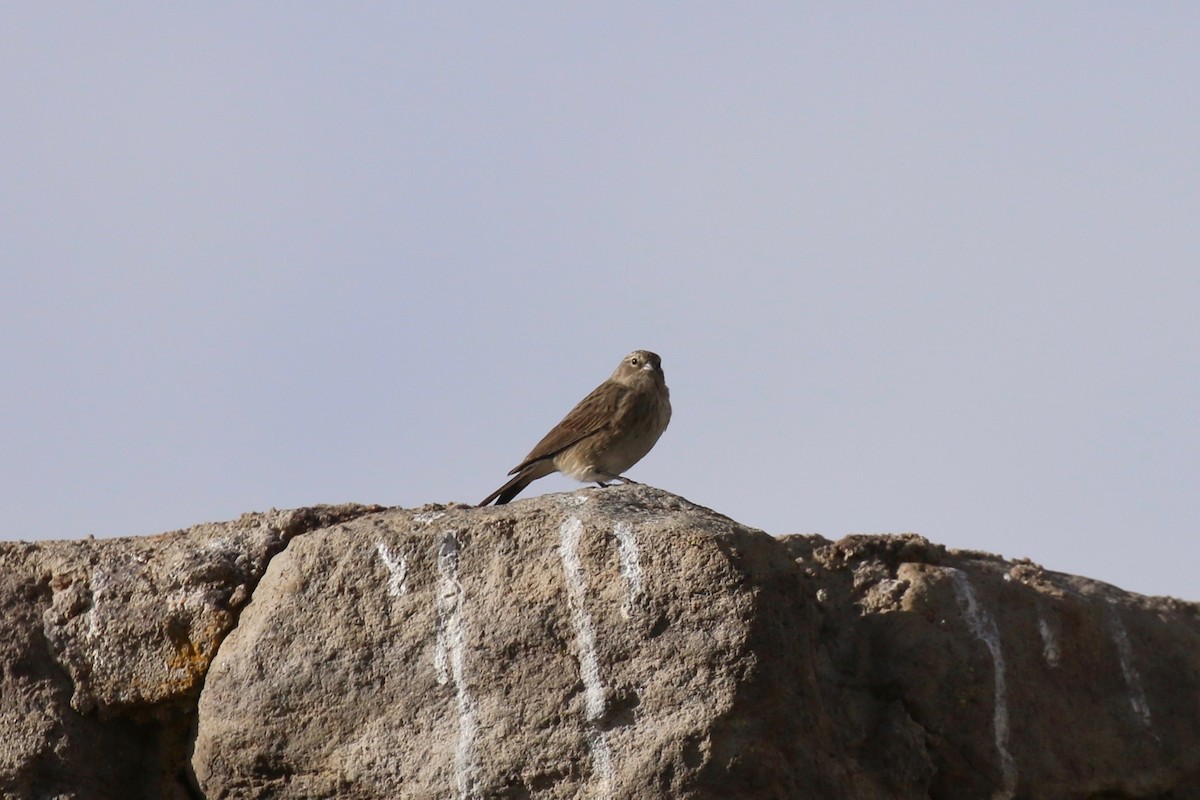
[2,488,1198,799]
[0,504,381,800]
[191,492,844,798]
[804,536,1200,798]
[189,489,1200,799]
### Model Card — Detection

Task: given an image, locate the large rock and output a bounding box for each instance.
[190,491,845,799]
[0,504,381,800]
[1,487,1197,798]
[793,534,1200,798]
[190,487,1200,799]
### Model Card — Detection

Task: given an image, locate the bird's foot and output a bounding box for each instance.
[593,474,638,488]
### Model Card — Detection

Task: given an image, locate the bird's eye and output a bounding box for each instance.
[630,357,640,366]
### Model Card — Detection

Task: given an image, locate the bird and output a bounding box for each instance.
[479,350,671,506]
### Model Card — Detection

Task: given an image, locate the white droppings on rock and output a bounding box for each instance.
[374,542,408,598]
[948,568,1018,800]
[613,522,643,618]
[559,517,616,795]
[1037,611,1061,668]
[1109,607,1152,728]
[432,532,480,798]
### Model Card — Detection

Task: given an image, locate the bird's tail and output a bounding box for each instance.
[478,462,553,506]
[478,472,533,506]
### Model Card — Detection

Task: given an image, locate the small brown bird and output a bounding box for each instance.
[479,350,672,506]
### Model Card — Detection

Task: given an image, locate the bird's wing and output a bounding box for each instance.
[508,380,628,474]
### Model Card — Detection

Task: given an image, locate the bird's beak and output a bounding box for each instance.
[642,362,655,371]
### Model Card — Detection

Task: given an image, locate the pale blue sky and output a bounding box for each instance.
[2,5,1197,600]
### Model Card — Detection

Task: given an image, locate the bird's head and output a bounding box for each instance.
[613,350,665,385]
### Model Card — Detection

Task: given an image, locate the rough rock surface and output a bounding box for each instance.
[1,487,1197,799]
[0,504,382,800]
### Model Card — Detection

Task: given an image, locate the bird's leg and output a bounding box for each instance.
[594,471,638,486]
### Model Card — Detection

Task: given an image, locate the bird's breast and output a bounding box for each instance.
[561,384,670,480]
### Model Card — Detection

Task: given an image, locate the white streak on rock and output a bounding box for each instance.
[83,568,114,686]
[588,730,615,791]
[414,510,446,525]
[374,543,408,597]
[1037,612,1060,667]
[1109,608,1152,727]
[948,568,1018,800]
[433,532,480,798]
[559,517,615,793]
[87,568,107,640]
[613,522,643,617]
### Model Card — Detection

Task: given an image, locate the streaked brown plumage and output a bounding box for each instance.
[478,350,671,506]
